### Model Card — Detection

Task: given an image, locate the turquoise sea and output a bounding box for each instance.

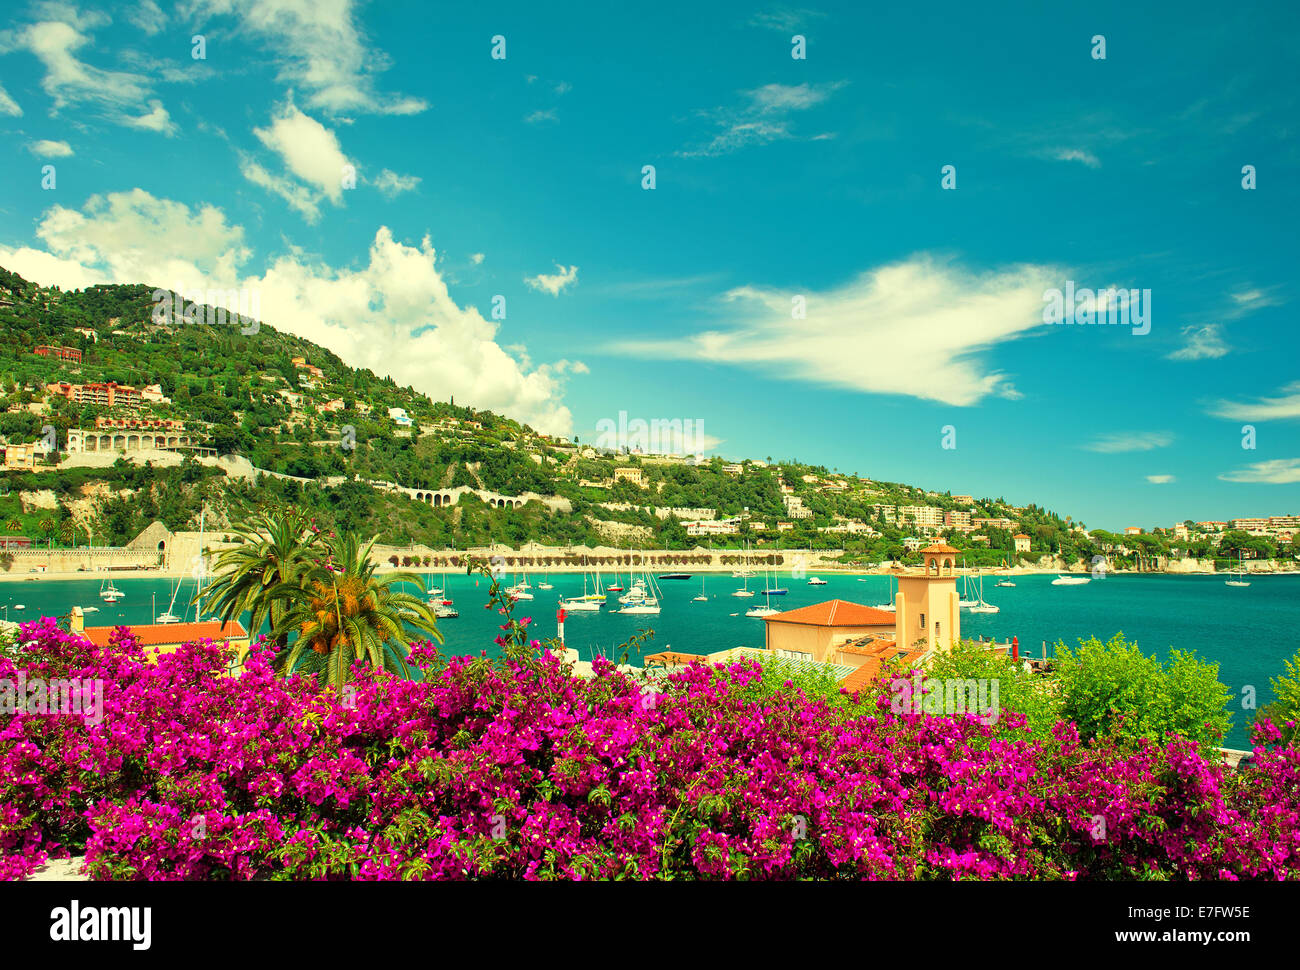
[5,570,1297,748]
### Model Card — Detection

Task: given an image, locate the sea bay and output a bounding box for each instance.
[5,570,1295,749]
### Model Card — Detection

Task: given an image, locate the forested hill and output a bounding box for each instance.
[0,266,1106,564]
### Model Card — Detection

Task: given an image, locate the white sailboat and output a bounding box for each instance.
[560,559,604,611]
[99,575,123,602]
[732,540,756,597]
[745,567,780,617]
[967,571,1000,614]
[156,574,182,623]
[806,576,827,585]
[430,562,458,617]
[615,558,661,614]
[1225,553,1251,587]
[692,574,708,602]
[957,560,979,607]
[872,574,896,613]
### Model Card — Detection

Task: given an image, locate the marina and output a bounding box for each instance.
[5,570,1296,749]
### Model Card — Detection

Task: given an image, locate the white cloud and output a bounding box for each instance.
[0,82,21,116]
[525,108,557,124]
[1049,148,1101,168]
[0,188,250,288]
[182,0,428,117]
[525,263,579,296]
[27,138,72,156]
[748,6,826,31]
[128,0,166,35]
[0,190,577,435]
[239,158,321,223]
[1210,381,1300,422]
[252,104,351,202]
[1145,474,1175,484]
[1219,458,1300,485]
[1167,323,1229,361]
[469,253,485,265]
[241,104,355,220]
[613,255,1059,406]
[1083,432,1174,453]
[373,169,420,198]
[2,9,174,129]
[678,81,845,157]
[124,98,177,135]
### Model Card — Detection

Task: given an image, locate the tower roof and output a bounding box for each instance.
[919,542,959,555]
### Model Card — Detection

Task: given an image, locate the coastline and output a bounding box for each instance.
[3,563,1296,585]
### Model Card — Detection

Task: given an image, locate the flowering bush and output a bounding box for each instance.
[2,615,1298,881]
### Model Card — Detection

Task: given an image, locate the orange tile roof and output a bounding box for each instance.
[919,542,960,554]
[761,599,896,627]
[644,650,707,666]
[82,620,248,649]
[838,640,928,693]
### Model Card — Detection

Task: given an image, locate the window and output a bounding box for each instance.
[919,612,926,629]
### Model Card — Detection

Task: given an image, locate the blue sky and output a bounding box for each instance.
[0,0,1297,530]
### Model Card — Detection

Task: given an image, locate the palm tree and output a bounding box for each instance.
[5,517,21,534]
[197,509,321,645]
[270,533,441,690]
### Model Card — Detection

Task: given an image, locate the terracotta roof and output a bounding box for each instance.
[837,639,928,693]
[762,599,896,627]
[1013,533,1030,539]
[644,650,707,666]
[82,620,248,649]
[919,542,959,554]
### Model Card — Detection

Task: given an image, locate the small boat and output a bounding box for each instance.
[559,598,601,612]
[995,579,1016,588]
[156,575,184,623]
[957,564,979,607]
[434,602,459,618]
[1051,575,1091,586]
[99,577,124,602]
[606,584,625,593]
[692,575,708,602]
[658,573,691,580]
[537,581,554,590]
[82,605,100,613]
[746,569,780,617]
[616,599,661,615]
[731,588,755,598]
[427,585,443,596]
[763,585,788,595]
[966,573,1000,613]
[873,574,897,612]
[12,604,24,610]
[1226,553,1251,587]
[806,577,827,585]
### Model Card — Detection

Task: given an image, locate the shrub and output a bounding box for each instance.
[1053,633,1233,749]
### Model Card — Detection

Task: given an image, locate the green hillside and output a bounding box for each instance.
[0,265,1128,564]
